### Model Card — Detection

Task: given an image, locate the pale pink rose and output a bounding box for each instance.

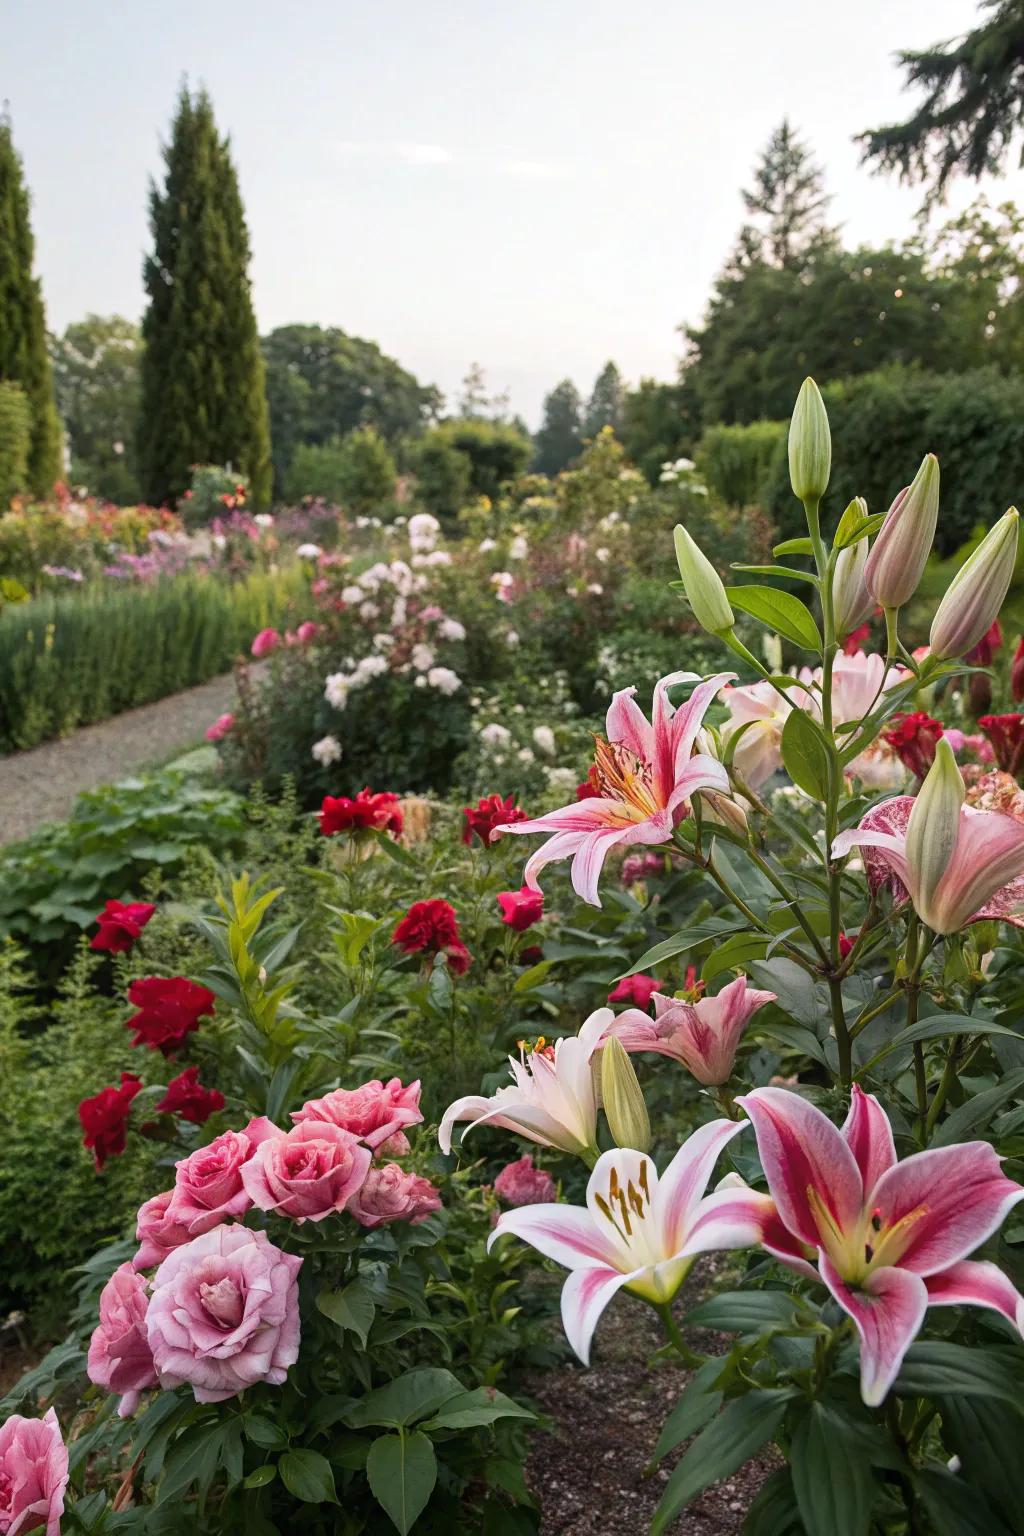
[146,1226,302,1404]
[292,1077,423,1150]
[204,712,234,743]
[493,1154,556,1207]
[250,627,281,658]
[240,1120,371,1222]
[0,1407,68,1536]
[87,1263,157,1417]
[133,1189,195,1270]
[375,1131,411,1159]
[348,1164,442,1229]
[169,1117,278,1236]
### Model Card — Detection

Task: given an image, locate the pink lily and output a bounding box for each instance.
[738,1085,1024,1405]
[494,671,735,906]
[439,1010,609,1158]
[489,1121,768,1362]
[598,976,776,1086]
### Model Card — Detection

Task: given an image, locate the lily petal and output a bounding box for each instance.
[679,1184,781,1256]
[869,1141,1024,1276]
[654,1118,747,1252]
[842,1085,897,1193]
[606,685,656,766]
[924,1259,1024,1335]
[560,1264,637,1365]
[928,807,1024,933]
[819,1253,928,1407]
[488,1202,620,1270]
[737,1087,864,1251]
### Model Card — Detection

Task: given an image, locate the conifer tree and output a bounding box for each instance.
[534,380,584,475]
[584,361,624,437]
[736,119,837,270]
[139,86,271,507]
[0,113,61,495]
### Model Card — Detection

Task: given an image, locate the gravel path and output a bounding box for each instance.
[0,671,238,845]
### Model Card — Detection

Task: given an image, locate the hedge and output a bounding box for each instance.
[0,565,308,752]
[695,419,786,509]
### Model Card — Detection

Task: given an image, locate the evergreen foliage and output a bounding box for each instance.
[736,118,838,269]
[0,383,31,507]
[51,315,143,503]
[534,378,584,475]
[584,360,625,437]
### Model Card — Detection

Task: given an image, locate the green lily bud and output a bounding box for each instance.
[832,497,874,638]
[600,1036,651,1153]
[905,737,964,919]
[673,524,734,636]
[865,455,940,609]
[930,508,1019,661]
[788,378,831,502]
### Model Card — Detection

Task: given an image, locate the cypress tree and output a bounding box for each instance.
[0,113,62,496]
[139,85,271,508]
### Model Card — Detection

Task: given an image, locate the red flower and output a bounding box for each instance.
[965,619,1003,667]
[1012,637,1024,703]
[392,899,471,974]
[682,963,706,998]
[497,887,544,931]
[842,622,872,656]
[838,932,856,960]
[319,788,404,838]
[882,712,944,779]
[978,714,1024,776]
[90,899,157,953]
[79,1073,143,1170]
[125,977,216,1055]
[608,973,660,1010]
[520,944,544,965]
[155,1067,225,1124]
[462,793,527,847]
[576,765,602,800]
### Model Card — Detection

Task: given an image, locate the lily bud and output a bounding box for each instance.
[600,1036,651,1153]
[673,525,734,636]
[929,508,1019,661]
[906,737,964,922]
[788,378,831,502]
[832,497,874,637]
[865,455,940,609]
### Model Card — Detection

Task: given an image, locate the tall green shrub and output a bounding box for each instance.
[285,427,397,510]
[411,421,531,519]
[695,419,786,508]
[0,381,31,507]
[139,87,272,508]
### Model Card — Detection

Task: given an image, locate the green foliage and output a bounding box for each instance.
[736,117,837,270]
[0,380,30,507]
[619,376,700,484]
[413,421,532,519]
[533,379,584,476]
[50,314,143,503]
[139,86,272,508]
[695,419,786,508]
[583,360,624,438]
[286,427,397,511]
[408,431,472,522]
[182,463,250,526]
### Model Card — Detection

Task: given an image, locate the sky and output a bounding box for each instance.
[4,0,1020,425]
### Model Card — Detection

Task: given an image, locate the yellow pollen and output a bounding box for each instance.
[591,737,660,818]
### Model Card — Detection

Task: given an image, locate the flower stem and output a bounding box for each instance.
[654,1301,706,1370]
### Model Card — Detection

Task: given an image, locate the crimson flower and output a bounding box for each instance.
[575,765,602,800]
[125,977,216,1054]
[462,794,527,847]
[497,887,544,931]
[965,619,1003,666]
[842,622,872,655]
[90,899,157,953]
[392,899,471,974]
[155,1067,225,1124]
[882,712,944,779]
[79,1074,143,1169]
[608,973,660,1010]
[319,788,404,838]
[1012,636,1024,702]
[978,714,1024,777]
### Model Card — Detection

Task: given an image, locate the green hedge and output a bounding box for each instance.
[695,419,786,508]
[0,565,308,752]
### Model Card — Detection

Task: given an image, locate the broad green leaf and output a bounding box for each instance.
[650,1356,725,1462]
[724,585,822,651]
[932,1068,1024,1146]
[513,958,554,992]
[894,1342,1024,1405]
[937,1395,1024,1533]
[860,1014,1022,1072]
[619,917,746,978]
[156,1424,224,1505]
[421,1386,534,1431]
[366,1431,437,1535]
[701,932,770,983]
[344,1367,463,1429]
[790,1403,876,1536]
[316,1277,376,1347]
[279,1448,338,1504]
[912,1468,1015,1536]
[773,536,814,556]
[780,709,831,801]
[243,1464,277,1490]
[650,1390,794,1535]
[743,1467,802,1536]
[684,1290,805,1335]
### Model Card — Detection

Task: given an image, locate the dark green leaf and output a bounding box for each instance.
[366,1431,437,1535]
[684,1291,804,1335]
[862,1014,1021,1072]
[790,1403,876,1536]
[316,1277,376,1347]
[742,1467,802,1535]
[938,1394,1024,1533]
[650,1357,725,1462]
[701,932,770,983]
[278,1449,338,1504]
[780,709,831,801]
[912,1468,1016,1536]
[894,1342,1024,1405]
[421,1385,534,1431]
[619,918,746,978]
[932,1068,1024,1146]
[650,1390,794,1535]
[725,585,822,651]
[344,1367,463,1429]
[243,1465,277,1490]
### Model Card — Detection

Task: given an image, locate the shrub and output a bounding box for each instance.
[0,381,30,508]
[286,427,397,511]
[695,418,786,507]
[181,464,251,527]
[409,431,472,522]
[412,421,532,520]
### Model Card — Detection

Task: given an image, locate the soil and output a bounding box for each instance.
[523,1257,776,1535]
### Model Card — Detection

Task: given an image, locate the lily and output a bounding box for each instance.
[598,975,776,1086]
[439,1010,609,1158]
[738,1085,1024,1405]
[489,1121,768,1362]
[493,671,735,906]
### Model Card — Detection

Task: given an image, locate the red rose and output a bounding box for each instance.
[392,899,471,974]
[882,712,944,780]
[497,886,544,931]
[978,713,1024,776]
[125,977,216,1055]
[155,1067,225,1124]
[319,787,404,838]
[608,973,660,1010]
[576,765,602,800]
[965,619,1003,667]
[79,1073,143,1170]
[1012,636,1024,703]
[838,932,856,960]
[461,793,527,847]
[90,899,157,954]
[842,621,872,655]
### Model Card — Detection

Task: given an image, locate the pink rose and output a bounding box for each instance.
[204,712,235,743]
[375,1131,411,1159]
[348,1163,442,1229]
[493,1154,556,1207]
[86,1263,157,1417]
[292,1077,422,1150]
[169,1117,278,1235]
[146,1226,302,1403]
[0,1407,68,1536]
[250,627,281,658]
[240,1120,371,1223]
[133,1189,195,1270]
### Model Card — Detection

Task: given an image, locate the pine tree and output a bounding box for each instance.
[534,380,584,476]
[737,119,837,270]
[0,113,61,495]
[139,86,271,507]
[584,361,624,437]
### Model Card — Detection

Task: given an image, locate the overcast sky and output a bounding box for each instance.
[4,0,1017,424]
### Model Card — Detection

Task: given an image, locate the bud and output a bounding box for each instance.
[699,788,750,836]
[832,497,874,638]
[864,455,940,609]
[673,524,734,635]
[788,378,831,502]
[905,737,964,923]
[600,1036,651,1152]
[929,509,1019,661]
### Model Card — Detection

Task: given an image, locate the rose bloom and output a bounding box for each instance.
[241,1120,371,1222]
[882,712,944,780]
[205,712,235,743]
[250,627,281,658]
[133,1189,196,1270]
[292,1077,423,1150]
[348,1163,442,1229]
[90,899,156,953]
[79,1072,143,1170]
[621,850,666,884]
[494,1155,556,1207]
[87,1263,157,1417]
[155,1067,225,1125]
[0,1408,68,1536]
[608,973,660,1010]
[146,1226,302,1404]
[319,787,404,838]
[169,1117,278,1236]
[462,793,527,847]
[392,898,471,974]
[497,887,544,931]
[125,977,216,1055]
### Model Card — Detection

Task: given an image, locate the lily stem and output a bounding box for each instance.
[654,1301,706,1370]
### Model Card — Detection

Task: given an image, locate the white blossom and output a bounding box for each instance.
[341,585,364,604]
[408,512,441,552]
[359,601,380,621]
[505,629,520,647]
[324,673,351,709]
[296,543,322,559]
[517,747,535,763]
[532,725,556,755]
[312,734,343,765]
[254,513,274,528]
[479,537,497,553]
[480,722,512,748]
[438,618,466,641]
[545,767,578,794]
[427,666,462,695]
[411,643,436,672]
[595,547,610,563]
[509,534,528,560]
